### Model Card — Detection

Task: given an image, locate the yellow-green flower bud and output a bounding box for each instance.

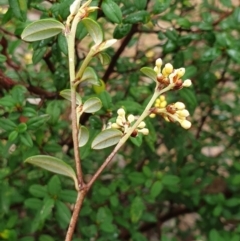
[177,68,185,78]
[159,101,167,108]
[164,63,173,74]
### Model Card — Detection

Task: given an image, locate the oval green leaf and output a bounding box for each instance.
[80,67,100,86]
[124,10,150,24]
[25,155,78,190]
[82,97,102,113]
[150,180,163,198]
[101,0,122,24]
[91,129,122,150]
[140,67,157,82]
[82,18,103,45]
[97,52,111,65]
[60,89,82,105]
[21,19,65,42]
[78,126,89,147]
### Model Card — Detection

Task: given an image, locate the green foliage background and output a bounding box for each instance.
[1,0,240,240]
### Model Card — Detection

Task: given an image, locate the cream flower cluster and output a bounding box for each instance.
[154,58,192,90]
[152,100,191,129]
[111,108,149,136]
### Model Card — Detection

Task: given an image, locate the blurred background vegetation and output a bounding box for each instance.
[1,0,240,240]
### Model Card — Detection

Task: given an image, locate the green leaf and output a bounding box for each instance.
[58,34,68,55]
[0,54,7,63]
[80,67,100,86]
[227,49,240,63]
[91,129,122,150]
[124,10,150,24]
[130,134,142,147]
[209,229,221,241]
[59,190,77,203]
[8,131,18,142]
[17,123,27,133]
[99,222,116,233]
[25,155,78,190]
[97,52,111,65]
[60,89,82,105]
[21,19,65,42]
[24,198,42,210]
[113,24,131,39]
[94,39,117,53]
[176,17,191,29]
[140,67,157,82]
[0,118,17,131]
[162,175,180,186]
[40,198,54,221]
[26,114,49,130]
[78,126,89,147]
[9,0,26,21]
[135,0,147,10]
[82,97,102,113]
[39,235,55,241]
[96,206,113,224]
[98,90,113,110]
[20,132,33,147]
[130,196,145,223]
[153,0,170,14]
[82,18,103,45]
[32,47,47,64]
[128,172,145,184]
[150,181,163,198]
[101,0,122,24]
[29,184,47,198]
[55,200,71,228]
[0,95,16,108]
[47,175,61,196]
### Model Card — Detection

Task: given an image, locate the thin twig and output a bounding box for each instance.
[65,189,87,241]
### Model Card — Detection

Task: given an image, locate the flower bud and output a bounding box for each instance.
[177,68,185,78]
[154,66,159,74]
[138,128,149,135]
[174,102,185,110]
[155,58,163,67]
[111,123,120,129]
[138,121,146,129]
[159,100,167,108]
[164,63,173,74]
[70,0,81,15]
[180,120,191,129]
[127,114,135,123]
[183,79,192,87]
[117,108,125,116]
[177,109,190,117]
